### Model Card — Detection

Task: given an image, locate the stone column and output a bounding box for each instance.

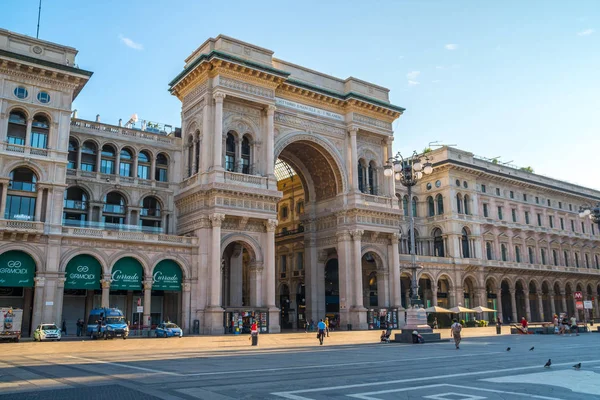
[208,214,225,307]
[115,150,121,178]
[560,291,567,314]
[25,118,32,147]
[448,288,457,308]
[77,145,82,170]
[0,181,8,218]
[594,296,599,319]
[336,230,352,329]
[378,271,390,308]
[95,149,102,174]
[34,186,44,221]
[524,292,532,321]
[266,105,276,177]
[53,278,66,330]
[351,229,365,309]
[191,139,198,175]
[537,292,544,322]
[304,236,318,323]
[31,276,45,335]
[389,233,402,308]
[510,289,518,322]
[384,137,394,197]
[100,275,111,308]
[316,249,327,320]
[496,286,503,322]
[181,281,191,333]
[264,219,280,333]
[249,262,261,307]
[143,279,152,328]
[549,291,556,316]
[212,92,226,170]
[349,127,359,192]
[150,153,156,180]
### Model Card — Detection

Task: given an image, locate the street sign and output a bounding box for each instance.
[136,306,143,313]
[137,297,141,307]
[574,291,583,301]
[584,300,593,309]
[576,301,583,310]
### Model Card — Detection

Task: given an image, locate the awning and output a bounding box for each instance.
[424,306,453,313]
[64,255,101,290]
[152,260,182,291]
[111,257,143,290]
[449,306,478,313]
[472,306,497,313]
[0,250,35,287]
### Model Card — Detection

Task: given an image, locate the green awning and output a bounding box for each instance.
[0,251,36,287]
[111,257,143,290]
[64,255,101,290]
[152,260,182,291]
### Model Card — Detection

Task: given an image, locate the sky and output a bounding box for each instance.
[2,0,599,189]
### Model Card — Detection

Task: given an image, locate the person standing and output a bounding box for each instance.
[317,319,326,345]
[325,317,330,337]
[62,320,67,336]
[433,317,439,329]
[450,319,462,349]
[250,320,259,346]
[570,315,579,336]
[520,316,528,334]
[76,318,83,337]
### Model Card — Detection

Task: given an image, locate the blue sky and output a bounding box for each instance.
[2,1,599,189]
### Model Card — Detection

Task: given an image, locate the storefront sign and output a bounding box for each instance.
[136,306,143,313]
[275,97,344,122]
[152,260,182,291]
[576,301,583,310]
[45,301,53,306]
[0,251,35,287]
[111,257,143,290]
[584,300,593,309]
[574,291,583,301]
[64,255,101,290]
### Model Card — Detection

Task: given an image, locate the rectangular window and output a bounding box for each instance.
[100,159,114,175]
[498,206,503,220]
[496,188,501,196]
[558,201,562,209]
[30,132,47,149]
[535,196,539,204]
[296,252,304,270]
[541,249,546,265]
[481,184,486,193]
[560,218,564,230]
[547,199,551,206]
[4,195,36,221]
[512,209,517,222]
[81,163,94,172]
[280,255,287,273]
[523,194,528,201]
[137,165,150,180]
[548,216,554,228]
[528,247,534,264]
[581,221,585,234]
[571,220,575,232]
[8,136,26,145]
[592,224,596,235]
[156,168,168,182]
[525,211,530,224]
[537,213,542,226]
[510,191,514,199]
[569,204,572,211]
[119,162,131,177]
[483,203,489,218]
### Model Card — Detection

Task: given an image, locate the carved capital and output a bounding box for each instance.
[318,250,328,263]
[213,92,226,103]
[210,213,226,227]
[265,218,278,232]
[183,282,191,292]
[391,232,401,244]
[336,230,351,242]
[143,280,153,291]
[100,279,111,289]
[266,105,276,115]
[385,136,394,145]
[348,126,359,136]
[350,229,364,240]
[34,276,46,287]
[57,277,67,288]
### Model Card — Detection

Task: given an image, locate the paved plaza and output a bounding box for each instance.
[0,330,599,399]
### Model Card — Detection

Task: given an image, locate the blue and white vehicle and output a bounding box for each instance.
[86,307,129,340]
[155,322,183,338]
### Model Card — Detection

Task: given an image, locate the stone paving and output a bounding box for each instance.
[1,329,598,399]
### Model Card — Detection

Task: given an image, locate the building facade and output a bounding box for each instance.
[0,30,598,336]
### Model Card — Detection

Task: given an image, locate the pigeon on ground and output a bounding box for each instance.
[544,359,551,368]
[529,346,534,351]
[573,363,581,370]
[506,347,511,351]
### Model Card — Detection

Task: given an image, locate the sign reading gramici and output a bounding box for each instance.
[275,98,344,122]
[0,251,35,288]
[64,255,101,290]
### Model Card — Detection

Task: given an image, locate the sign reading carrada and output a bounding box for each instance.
[153,271,178,283]
[112,269,139,282]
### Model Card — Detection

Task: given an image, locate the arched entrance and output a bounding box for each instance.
[485,277,499,323]
[62,254,102,335]
[0,250,37,336]
[324,258,339,315]
[500,280,513,323]
[151,260,183,326]
[515,280,527,321]
[108,257,145,327]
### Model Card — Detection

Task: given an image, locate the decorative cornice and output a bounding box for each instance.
[218,76,275,99]
[274,112,346,137]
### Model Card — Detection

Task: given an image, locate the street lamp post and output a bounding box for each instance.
[384,151,433,308]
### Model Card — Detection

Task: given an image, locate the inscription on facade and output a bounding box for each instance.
[275,97,344,121]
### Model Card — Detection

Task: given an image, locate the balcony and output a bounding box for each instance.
[360,193,393,208]
[70,119,177,145]
[0,219,44,233]
[62,219,162,234]
[64,200,86,210]
[276,226,304,238]
[1,142,52,158]
[61,225,196,245]
[140,208,161,217]
[103,204,125,214]
[224,171,267,187]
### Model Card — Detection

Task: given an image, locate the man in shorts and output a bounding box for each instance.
[450,319,462,349]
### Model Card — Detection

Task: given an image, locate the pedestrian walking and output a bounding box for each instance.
[570,315,579,336]
[76,318,83,337]
[450,319,462,349]
[62,320,67,336]
[433,317,438,329]
[250,320,259,346]
[553,315,559,334]
[325,317,330,337]
[520,316,528,334]
[317,319,326,345]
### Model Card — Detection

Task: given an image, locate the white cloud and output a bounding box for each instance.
[445,43,458,50]
[406,70,420,80]
[577,29,595,36]
[408,80,420,86]
[119,34,143,50]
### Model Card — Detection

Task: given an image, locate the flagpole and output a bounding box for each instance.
[36,0,42,39]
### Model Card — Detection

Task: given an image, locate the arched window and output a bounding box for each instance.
[357,160,366,193]
[368,161,376,195]
[81,141,97,172]
[140,196,162,232]
[563,251,569,267]
[7,110,27,145]
[195,132,200,174]
[515,246,521,263]
[412,197,418,217]
[501,244,507,261]
[103,192,126,225]
[137,151,151,180]
[67,139,78,169]
[433,228,444,257]
[225,132,236,172]
[31,114,49,149]
[119,148,133,177]
[296,200,305,214]
[461,228,470,258]
[528,247,534,263]
[187,136,194,177]
[63,187,88,225]
[155,153,168,182]
[456,193,463,214]
[553,250,558,266]
[402,195,409,216]
[436,194,444,215]
[241,135,251,174]
[486,242,493,260]
[464,194,470,215]
[280,205,289,219]
[427,196,435,217]
[100,144,116,175]
[6,168,37,221]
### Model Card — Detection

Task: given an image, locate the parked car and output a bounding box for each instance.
[155,323,183,338]
[33,324,62,341]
